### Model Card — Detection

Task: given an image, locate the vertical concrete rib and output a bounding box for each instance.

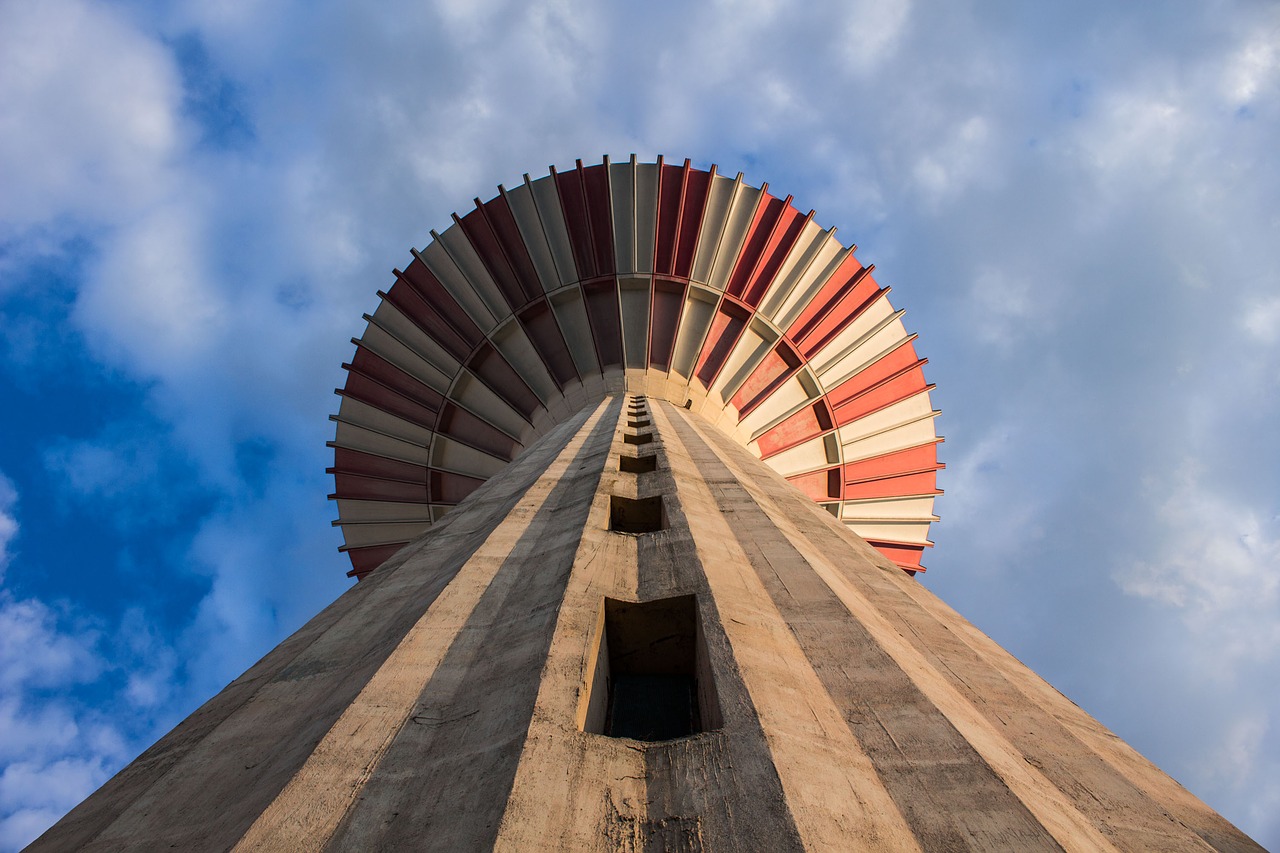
[672,402,1257,852]
[234,398,619,851]
[492,399,651,851]
[653,403,924,852]
[35,406,598,853]
[628,396,810,852]
[494,397,806,852]
[885,569,1261,852]
[663,403,1078,851]
[322,398,622,851]
[35,394,1265,852]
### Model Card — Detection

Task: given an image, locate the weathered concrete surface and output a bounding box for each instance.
[30,395,1265,852]
[27,403,605,852]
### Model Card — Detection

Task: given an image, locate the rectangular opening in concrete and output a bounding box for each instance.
[627,418,651,429]
[623,432,653,446]
[581,595,721,742]
[609,495,665,533]
[619,454,657,474]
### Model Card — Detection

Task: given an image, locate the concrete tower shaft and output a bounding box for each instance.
[30,396,1263,851]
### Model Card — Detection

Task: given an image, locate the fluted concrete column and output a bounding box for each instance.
[30,396,1262,851]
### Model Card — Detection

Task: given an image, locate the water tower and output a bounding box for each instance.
[30,157,1261,851]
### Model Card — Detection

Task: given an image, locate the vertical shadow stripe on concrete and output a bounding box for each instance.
[490,404,651,850]
[680,412,1259,850]
[46,407,599,853]
[322,397,623,851]
[653,403,925,853]
[663,403,1068,852]
[56,404,599,850]
[628,411,808,851]
[491,399,806,852]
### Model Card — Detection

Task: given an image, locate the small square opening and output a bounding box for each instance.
[623,432,653,446]
[619,454,657,474]
[609,495,665,533]
[581,595,721,741]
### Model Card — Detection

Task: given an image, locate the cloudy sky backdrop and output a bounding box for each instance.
[1,0,1278,848]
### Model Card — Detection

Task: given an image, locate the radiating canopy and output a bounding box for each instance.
[330,156,943,578]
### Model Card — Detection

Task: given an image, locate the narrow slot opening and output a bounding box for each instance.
[627,418,651,429]
[623,432,653,445]
[581,595,721,741]
[619,454,657,474]
[826,468,841,499]
[609,495,665,533]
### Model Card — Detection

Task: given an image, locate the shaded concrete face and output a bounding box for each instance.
[608,494,667,533]
[32,397,1265,852]
[619,454,657,474]
[581,594,721,742]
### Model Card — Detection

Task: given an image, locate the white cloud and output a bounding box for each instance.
[0,0,182,228]
[962,265,1049,349]
[1222,35,1279,106]
[0,758,105,821]
[933,424,1046,571]
[911,115,992,204]
[838,0,912,75]
[1083,94,1187,184]
[1242,295,1280,345]
[179,475,347,697]
[0,751,116,851]
[0,582,197,850]
[0,698,78,767]
[43,441,156,503]
[1201,710,1268,790]
[0,595,100,694]
[0,475,16,579]
[0,592,125,851]
[1117,462,1280,666]
[73,202,228,378]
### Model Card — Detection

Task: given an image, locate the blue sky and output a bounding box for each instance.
[1,0,1278,848]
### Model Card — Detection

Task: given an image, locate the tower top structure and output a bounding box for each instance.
[31,155,1264,852]
[331,155,943,579]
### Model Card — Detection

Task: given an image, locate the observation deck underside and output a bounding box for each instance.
[331,156,943,578]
